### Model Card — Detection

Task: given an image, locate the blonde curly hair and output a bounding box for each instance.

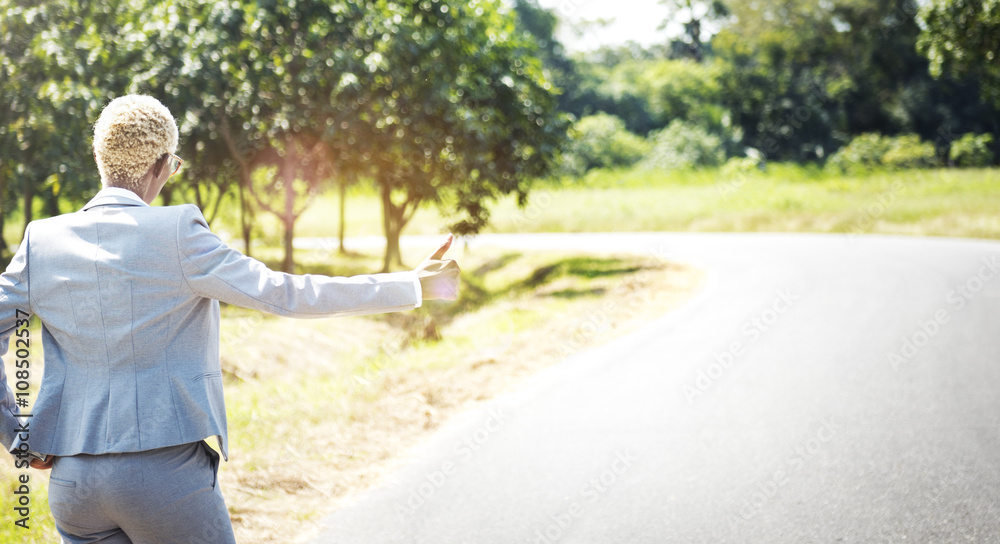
[93,95,178,193]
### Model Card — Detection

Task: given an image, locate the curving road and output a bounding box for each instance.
[305,232,1000,543]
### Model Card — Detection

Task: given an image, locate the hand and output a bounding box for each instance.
[414,234,461,301]
[29,455,53,470]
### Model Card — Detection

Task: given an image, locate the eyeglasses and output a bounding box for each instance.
[165,153,184,178]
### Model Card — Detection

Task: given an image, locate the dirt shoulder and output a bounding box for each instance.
[214,248,705,543]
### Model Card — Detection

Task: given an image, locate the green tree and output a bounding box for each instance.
[0,0,153,257]
[642,119,724,171]
[0,0,43,256]
[918,0,1000,109]
[138,0,370,271]
[949,133,995,166]
[610,58,724,131]
[359,0,568,270]
[560,113,650,174]
[710,0,997,161]
[658,0,730,62]
[512,0,587,117]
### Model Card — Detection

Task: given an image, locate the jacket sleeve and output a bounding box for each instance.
[0,225,30,452]
[175,205,422,317]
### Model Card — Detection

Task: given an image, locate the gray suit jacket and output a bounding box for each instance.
[0,188,421,460]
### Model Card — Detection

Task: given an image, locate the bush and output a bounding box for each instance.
[558,113,650,175]
[720,148,765,179]
[825,133,891,174]
[641,120,724,172]
[881,134,938,170]
[826,133,936,174]
[949,133,995,167]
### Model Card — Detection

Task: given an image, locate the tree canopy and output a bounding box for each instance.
[547,0,998,163]
[918,0,1000,108]
[0,0,567,270]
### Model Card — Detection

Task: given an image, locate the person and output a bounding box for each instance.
[0,94,460,543]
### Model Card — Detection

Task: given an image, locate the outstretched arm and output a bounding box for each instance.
[178,206,458,316]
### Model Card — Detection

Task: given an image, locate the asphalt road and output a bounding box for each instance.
[306,232,1000,543]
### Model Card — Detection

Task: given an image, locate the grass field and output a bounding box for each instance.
[240,165,1000,244]
[4,165,998,249]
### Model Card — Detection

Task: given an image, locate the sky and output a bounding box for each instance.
[533,0,678,52]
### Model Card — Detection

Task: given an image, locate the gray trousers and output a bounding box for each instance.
[47,441,236,544]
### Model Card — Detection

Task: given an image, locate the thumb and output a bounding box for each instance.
[428,234,454,261]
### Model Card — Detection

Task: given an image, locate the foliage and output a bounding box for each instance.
[135,0,377,271]
[696,0,998,163]
[559,53,726,136]
[638,59,726,130]
[559,114,650,175]
[826,133,937,174]
[826,133,890,174]
[918,0,1000,108]
[949,133,996,167]
[0,0,565,271]
[606,58,725,131]
[3,0,999,264]
[0,0,151,254]
[358,0,568,269]
[881,135,938,170]
[720,149,765,179]
[564,56,658,135]
[641,120,724,172]
[512,0,578,112]
[658,0,731,62]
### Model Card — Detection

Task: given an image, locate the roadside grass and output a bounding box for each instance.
[1,244,702,544]
[0,328,58,544]
[238,166,1000,243]
[218,244,702,543]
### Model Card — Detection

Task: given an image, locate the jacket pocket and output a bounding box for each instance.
[48,476,76,488]
[192,370,222,382]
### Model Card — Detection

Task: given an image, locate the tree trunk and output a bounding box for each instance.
[283,215,295,273]
[239,175,252,257]
[281,137,297,273]
[160,185,174,206]
[219,114,253,257]
[194,181,204,211]
[22,180,33,237]
[0,168,7,260]
[338,179,347,254]
[382,223,401,273]
[44,189,60,217]
[380,180,405,272]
